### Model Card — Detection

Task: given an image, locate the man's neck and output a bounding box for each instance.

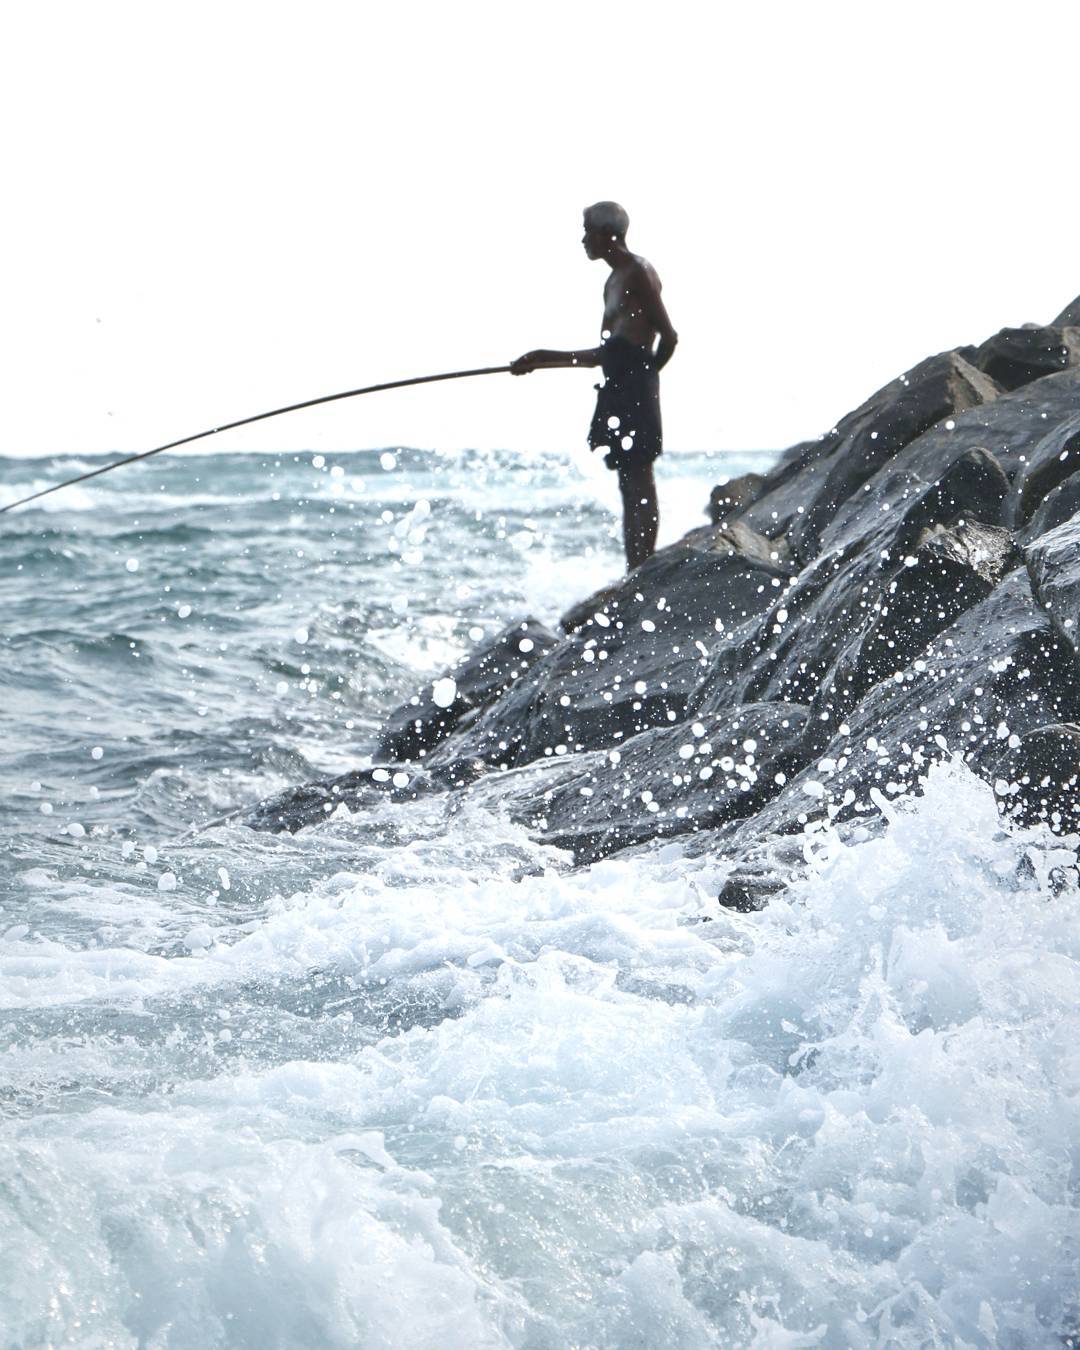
[603,241,633,270]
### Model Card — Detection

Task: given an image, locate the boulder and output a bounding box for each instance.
[819,371,1080,553]
[689,451,1013,725]
[998,723,1080,834]
[741,568,1080,840]
[708,471,768,525]
[377,618,560,761]
[248,758,487,833]
[969,324,1080,392]
[1007,416,1080,527]
[724,349,997,550]
[785,351,999,560]
[506,702,809,863]
[1019,473,1080,544]
[425,522,789,770]
[1025,511,1080,660]
[1051,295,1080,328]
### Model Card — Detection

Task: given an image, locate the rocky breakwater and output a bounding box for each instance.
[251,300,1080,901]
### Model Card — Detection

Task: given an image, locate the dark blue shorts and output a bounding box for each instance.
[588,337,663,471]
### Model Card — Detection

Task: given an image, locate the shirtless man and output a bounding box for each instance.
[511,201,678,570]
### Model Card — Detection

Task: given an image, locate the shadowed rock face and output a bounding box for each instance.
[423,522,789,770]
[1025,513,1080,661]
[507,702,810,863]
[256,295,1080,887]
[969,324,1080,392]
[378,618,560,761]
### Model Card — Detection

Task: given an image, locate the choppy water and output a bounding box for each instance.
[1,446,1078,1348]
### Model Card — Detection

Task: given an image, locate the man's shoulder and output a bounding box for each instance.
[627,254,660,287]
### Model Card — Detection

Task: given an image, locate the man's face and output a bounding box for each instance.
[582,224,605,260]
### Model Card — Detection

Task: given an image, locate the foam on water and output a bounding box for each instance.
[2,446,1077,1347]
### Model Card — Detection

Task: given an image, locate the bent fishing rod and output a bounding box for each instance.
[0,364,517,515]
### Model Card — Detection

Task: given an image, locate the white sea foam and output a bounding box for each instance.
[2,762,1078,1346]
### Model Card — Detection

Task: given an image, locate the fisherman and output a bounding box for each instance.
[511,201,678,570]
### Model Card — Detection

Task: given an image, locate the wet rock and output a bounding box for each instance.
[717,870,787,913]
[425,523,788,770]
[969,324,1080,392]
[508,702,809,863]
[785,351,999,560]
[708,472,767,525]
[689,454,1013,725]
[812,370,1080,556]
[722,350,997,550]
[378,618,560,761]
[247,758,488,833]
[744,569,1080,839]
[997,723,1080,834]
[1025,511,1080,659]
[1051,295,1080,328]
[1007,418,1080,527]
[1018,472,1080,544]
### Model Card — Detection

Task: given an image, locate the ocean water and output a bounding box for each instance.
[0,445,1077,1349]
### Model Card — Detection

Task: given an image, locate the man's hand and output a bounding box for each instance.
[510,350,547,375]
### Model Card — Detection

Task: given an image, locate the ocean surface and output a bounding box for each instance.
[1,445,1077,1348]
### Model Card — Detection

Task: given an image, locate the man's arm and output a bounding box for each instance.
[637,267,679,369]
[510,346,603,375]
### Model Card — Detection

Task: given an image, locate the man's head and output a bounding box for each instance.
[583,201,629,260]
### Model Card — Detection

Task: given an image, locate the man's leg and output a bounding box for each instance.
[618,461,659,570]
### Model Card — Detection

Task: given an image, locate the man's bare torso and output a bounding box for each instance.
[602,254,663,350]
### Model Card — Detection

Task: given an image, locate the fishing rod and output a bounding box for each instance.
[0,364,514,515]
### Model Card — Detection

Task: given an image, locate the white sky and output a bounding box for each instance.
[3,1,1079,459]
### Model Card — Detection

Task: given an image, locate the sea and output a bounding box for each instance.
[0,443,1077,1348]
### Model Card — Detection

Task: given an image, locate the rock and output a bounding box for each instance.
[717,870,788,913]
[247,758,488,832]
[708,472,767,525]
[1007,415,1080,527]
[744,568,1080,840]
[970,324,1080,392]
[425,522,789,770]
[508,702,809,863]
[689,453,1014,726]
[377,618,560,761]
[723,349,997,550]
[1025,511,1080,659]
[1018,472,1080,544]
[812,519,1017,735]
[817,373,1080,554]
[998,723,1080,834]
[1051,295,1080,328]
[785,351,999,560]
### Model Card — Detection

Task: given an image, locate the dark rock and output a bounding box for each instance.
[818,373,1080,553]
[717,871,787,913]
[377,618,560,761]
[785,351,999,560]
[969,325,1080,392]
[426,523,789,771]
[247,758,488,833]
[723,349,996,549]
[813,519,1017,735]
[998,723,1080,834]
[1051,296,1080,328]
[1007,418,1080,527]
[507,702,809,863]
[1025,511,1080,659]
[689,454,1014,726]
[708,472,767,525]
[1018,472,1080,544]
[744,569,1080,839]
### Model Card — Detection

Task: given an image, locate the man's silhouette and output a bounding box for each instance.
[512,201,678,570]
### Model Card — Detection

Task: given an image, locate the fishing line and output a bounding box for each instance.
[0,364,513,515]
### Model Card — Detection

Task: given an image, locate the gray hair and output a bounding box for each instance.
[583,200,629,239]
